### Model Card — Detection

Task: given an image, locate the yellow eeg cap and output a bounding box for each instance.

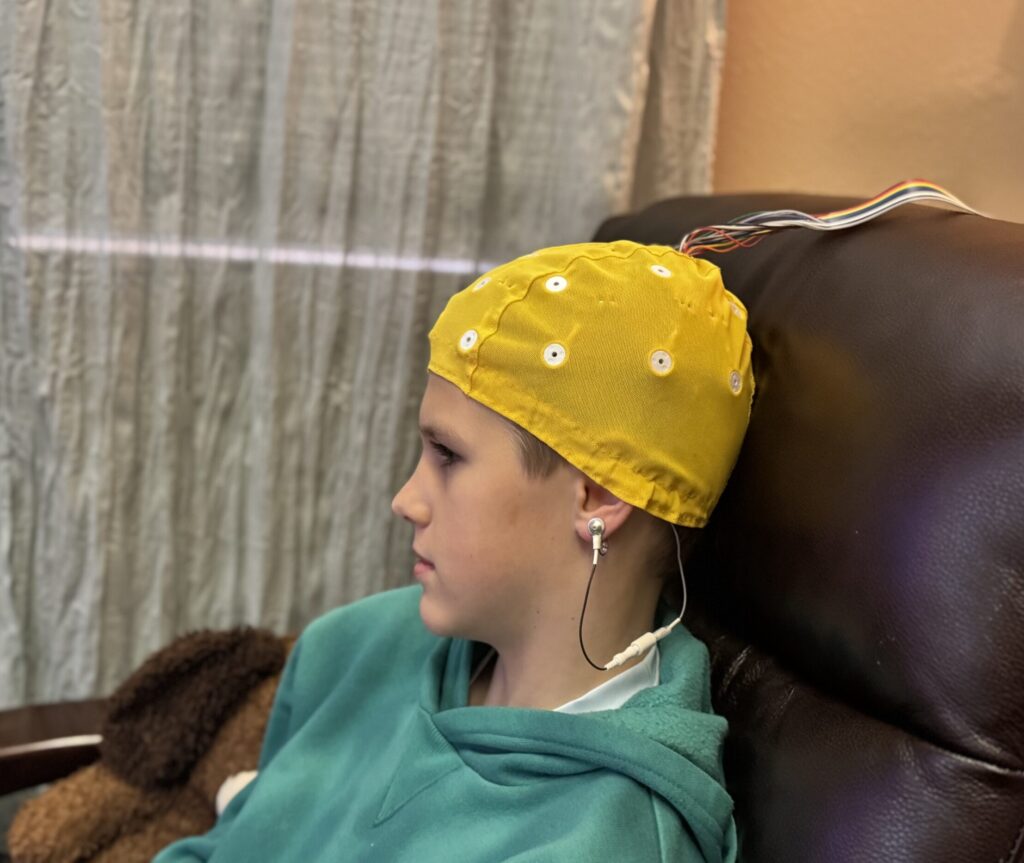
[427,240,755,528]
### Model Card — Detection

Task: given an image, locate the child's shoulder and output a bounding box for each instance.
[281,586,432,711]
[302,584,424,646]
[265,586,432,748]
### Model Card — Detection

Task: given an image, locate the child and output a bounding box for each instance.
[153,239,753,862]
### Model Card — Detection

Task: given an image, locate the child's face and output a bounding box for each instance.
[391,372,580,644]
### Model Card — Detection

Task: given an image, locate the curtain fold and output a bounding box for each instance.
[0,0,727,708]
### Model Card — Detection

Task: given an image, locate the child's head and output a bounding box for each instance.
[392,241,754,643]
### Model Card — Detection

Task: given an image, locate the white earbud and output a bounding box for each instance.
[587,517,606,565]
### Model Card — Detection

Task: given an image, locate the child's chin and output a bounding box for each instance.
[418,594,480,642]
[418,593,458,637]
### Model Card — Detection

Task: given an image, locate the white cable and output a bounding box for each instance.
[601,523,688,670]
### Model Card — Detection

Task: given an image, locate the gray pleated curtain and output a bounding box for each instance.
[0,0,726,709]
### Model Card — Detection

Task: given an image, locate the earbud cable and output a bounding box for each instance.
[578,524,688,672]
[578,557,607,670]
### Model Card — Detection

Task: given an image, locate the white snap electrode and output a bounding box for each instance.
[543,343,567,367]
[650,350,673,375]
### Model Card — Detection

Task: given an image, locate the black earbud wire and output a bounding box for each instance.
[578,548,608,671]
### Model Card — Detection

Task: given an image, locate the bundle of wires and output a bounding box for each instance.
[679,179,986,257]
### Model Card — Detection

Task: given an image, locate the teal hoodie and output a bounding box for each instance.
[153,586,737,862]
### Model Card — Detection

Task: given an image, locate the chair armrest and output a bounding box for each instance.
[0,699,106,795]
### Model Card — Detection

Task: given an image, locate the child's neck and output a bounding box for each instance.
[465,597,660,710]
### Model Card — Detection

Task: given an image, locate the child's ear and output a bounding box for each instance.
[573,478,633,543]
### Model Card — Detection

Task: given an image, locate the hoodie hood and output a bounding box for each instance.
[391,603,738,863]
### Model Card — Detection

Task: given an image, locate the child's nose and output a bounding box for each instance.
[391,473,428,526]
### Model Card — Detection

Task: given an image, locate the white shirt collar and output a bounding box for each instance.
[553,644,660,714]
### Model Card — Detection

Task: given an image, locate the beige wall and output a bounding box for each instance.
[713,1,1024,224]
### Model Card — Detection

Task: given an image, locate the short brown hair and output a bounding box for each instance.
[502,419,569,481]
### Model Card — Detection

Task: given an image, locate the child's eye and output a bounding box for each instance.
[430,441,458,468]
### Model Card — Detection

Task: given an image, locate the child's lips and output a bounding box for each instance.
[413,547,435,577]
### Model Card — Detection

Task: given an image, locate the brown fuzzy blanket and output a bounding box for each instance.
[7,627,295,863]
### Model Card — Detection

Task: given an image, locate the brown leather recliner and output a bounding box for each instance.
[595,194,1024,862]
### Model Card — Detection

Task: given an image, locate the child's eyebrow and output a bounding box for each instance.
[418,422,467,449]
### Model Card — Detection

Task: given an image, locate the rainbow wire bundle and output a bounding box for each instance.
[679,180,986,257]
